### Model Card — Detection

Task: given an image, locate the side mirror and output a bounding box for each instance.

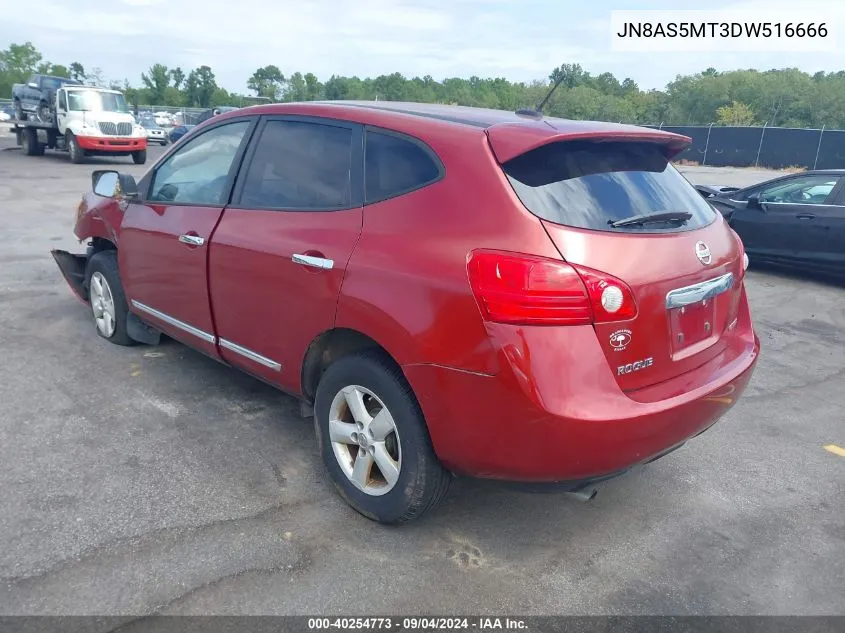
[747,195,765,211]
[92,170,139,200]
[28,82,38,89]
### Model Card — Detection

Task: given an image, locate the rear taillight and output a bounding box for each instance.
[466,250,637,326]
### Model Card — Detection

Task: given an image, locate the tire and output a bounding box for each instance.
[14,99,26,121]
[67,133,85,164]
[36,101,53,124]
[85,250,134,346]
[22,128,44,156]
[314,350,451,524]
[132,149,147,165]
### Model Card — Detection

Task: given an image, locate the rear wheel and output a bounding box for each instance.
[22,128,44,156]
[314,351,451,524]
[85,250,134,346]
[66,133,85,164]
[132,149,147,165]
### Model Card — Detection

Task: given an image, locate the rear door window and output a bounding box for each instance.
[237,119,355,210]
[365,130,442,204]
[503,141,717,233]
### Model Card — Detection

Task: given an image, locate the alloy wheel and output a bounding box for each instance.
[328,385,401,496]
[89,272,116,337]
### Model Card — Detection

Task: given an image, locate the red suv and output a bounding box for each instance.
[52,101,760,523]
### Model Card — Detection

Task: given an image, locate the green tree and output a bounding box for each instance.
[185,65,217,107]
[13,41,845,131]
[141,63,169,105]
[0,42,42,81]
[286,71,307,101]
[247,65,285,100]
[716,100,756,126]
[170,67,185,90]
[304,72,322,100]
[549,63,585,88]
[69,62,85,81]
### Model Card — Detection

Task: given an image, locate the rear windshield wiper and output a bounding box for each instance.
[608,211,693,228]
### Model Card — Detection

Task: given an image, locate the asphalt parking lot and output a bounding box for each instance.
[0,132,843,618]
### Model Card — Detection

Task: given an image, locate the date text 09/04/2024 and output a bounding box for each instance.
[308,617,528,630]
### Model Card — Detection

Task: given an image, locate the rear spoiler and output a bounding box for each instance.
[486,120,691,164]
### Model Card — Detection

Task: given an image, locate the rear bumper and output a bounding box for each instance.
[51,249,88,303]
[76,135,147,152]
[403,296,760,483]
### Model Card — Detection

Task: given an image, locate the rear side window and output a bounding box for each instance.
[503,141,716,232]
[365,130,441,204]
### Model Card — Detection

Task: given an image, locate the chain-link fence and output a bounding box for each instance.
[132,106,209,125]
[644,123,842,170]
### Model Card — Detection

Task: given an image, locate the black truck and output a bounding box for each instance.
[12,73,82,123]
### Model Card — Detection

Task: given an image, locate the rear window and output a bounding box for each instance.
[503,141,716,232]
[42,77,64,91]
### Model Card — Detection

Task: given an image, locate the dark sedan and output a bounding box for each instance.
[696,170,845,279]
[168,124,195,143]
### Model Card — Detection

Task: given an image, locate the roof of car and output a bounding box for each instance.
[315,101,533,128]
[230,100,675,137]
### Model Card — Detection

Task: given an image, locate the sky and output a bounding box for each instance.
[2,0,843,94]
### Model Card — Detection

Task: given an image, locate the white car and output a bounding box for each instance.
[0,109,11,122]
[139,119,169,145]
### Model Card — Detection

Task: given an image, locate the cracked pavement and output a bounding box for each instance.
[0,135,843,616]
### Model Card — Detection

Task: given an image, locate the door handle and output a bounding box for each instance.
[178,234,205,246]
[796,213,815,220]
[292,253,334,269]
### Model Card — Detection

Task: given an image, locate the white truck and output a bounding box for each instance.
[11,85,148,164]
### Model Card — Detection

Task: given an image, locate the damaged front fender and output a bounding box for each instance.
[75,192,123,246]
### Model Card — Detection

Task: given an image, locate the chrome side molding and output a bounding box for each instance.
[665,272,734,310]
[219,338,282,371]
[131,300,216,343]
[130,302,283,371]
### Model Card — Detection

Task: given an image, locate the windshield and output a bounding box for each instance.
[66,90,130,113]
[502,140,716,233]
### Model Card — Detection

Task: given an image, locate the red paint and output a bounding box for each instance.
[118,202,223,358]
[486,121,690,164]
[75,135,146,151]
[208,208,362,390]
[60,102,760,485]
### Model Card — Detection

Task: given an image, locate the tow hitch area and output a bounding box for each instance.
[50,250,88,302]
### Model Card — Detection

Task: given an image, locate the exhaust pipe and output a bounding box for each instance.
[565,487,598,502]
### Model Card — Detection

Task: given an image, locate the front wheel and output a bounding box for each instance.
[132,149,147,164]
[67,133,85,164]
[85,250,135,346]
[314,351,451,524]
